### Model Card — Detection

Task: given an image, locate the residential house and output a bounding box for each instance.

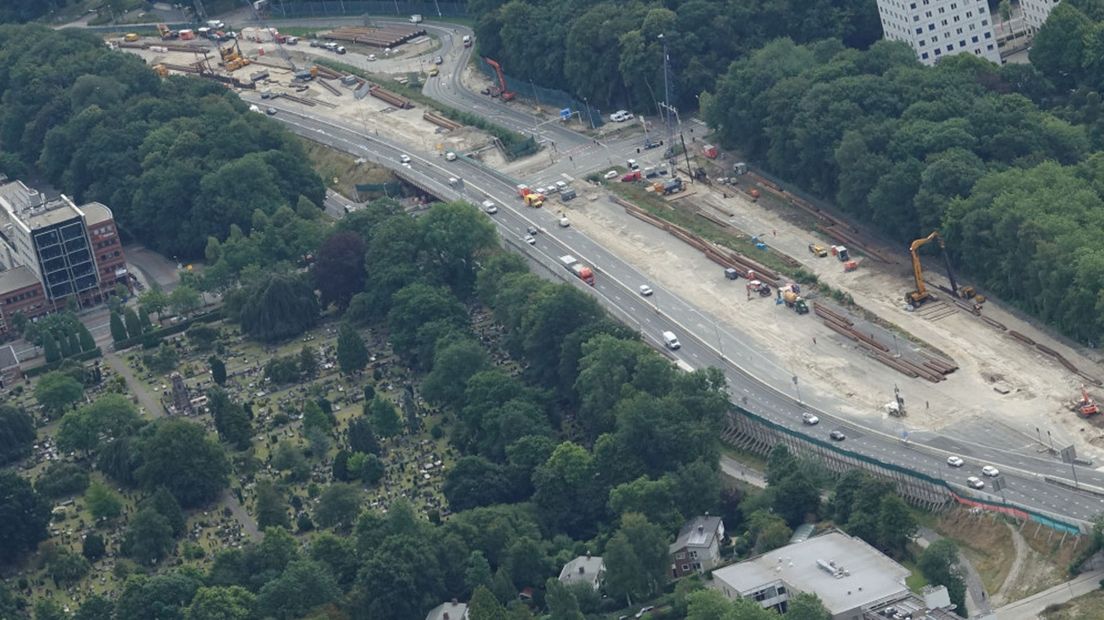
[669,515,724,578]
[558,554,605,591]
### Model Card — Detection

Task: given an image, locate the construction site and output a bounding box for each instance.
[112,27,510,171]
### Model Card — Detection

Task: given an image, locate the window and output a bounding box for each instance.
[972,35,979,42]
[922,52,930,59]
[681,564,689,572]
[984,31,991,38]
[915,27,923,34]
[689,551,698,559]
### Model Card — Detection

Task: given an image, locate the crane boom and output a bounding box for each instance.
[907,231,944,306]
[483,57,515,101]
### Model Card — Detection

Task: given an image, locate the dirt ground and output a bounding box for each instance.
[563,170,1104,459]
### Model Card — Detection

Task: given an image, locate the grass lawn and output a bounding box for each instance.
[1042,589,1104,619]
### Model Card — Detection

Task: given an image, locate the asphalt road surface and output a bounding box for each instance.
[248,96,1104,526]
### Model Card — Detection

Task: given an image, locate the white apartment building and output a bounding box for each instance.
[876,0,1000,65]
[1021,0,1060,32]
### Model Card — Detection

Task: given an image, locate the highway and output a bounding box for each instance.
[248,92,1104,525]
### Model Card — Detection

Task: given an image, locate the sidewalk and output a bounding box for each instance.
[994,569,1104,619]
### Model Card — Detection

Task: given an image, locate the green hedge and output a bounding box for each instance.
[314,59,538,160]
[112,309,223,351]
[25,348,103,378]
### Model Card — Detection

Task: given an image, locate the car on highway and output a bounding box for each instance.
[558,217,570,227]
[967,476,985,489]
[610,110,633,122]
[434,55,444,65]
[524,235,536,245]
[946,456,964,467]
[802,412,819,425]
[526,225,538,235]
[639,284,654,297]
[662,331,681,350]
[981,465,1000,477]
[829,430,846,441]
[399,154,411,164]
[481,200,498,214]
[603,170,618,180]
[445,151,457,161]
[265,107,277,115]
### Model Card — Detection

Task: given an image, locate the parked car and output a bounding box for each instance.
[603,170,619,180]
[434,55,443,64]
[829,430,846,441]
[947,456,964,467]
[967,476,985,489]
[265,107,277,115]
[610,110,633,122]
[643,137,663,150]
[981,465,1000,477]
[802,412,819,425]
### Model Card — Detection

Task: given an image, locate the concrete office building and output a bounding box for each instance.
[0,179,128,335]
[712,531,958,620]
[876,0,1000,65]
[1021,0,1060,32]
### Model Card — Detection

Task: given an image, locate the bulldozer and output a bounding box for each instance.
[1076,385,1100,417]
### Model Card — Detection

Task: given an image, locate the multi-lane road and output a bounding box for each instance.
[235,15,1104,526]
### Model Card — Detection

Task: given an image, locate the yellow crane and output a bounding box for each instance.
[907,231,980,307]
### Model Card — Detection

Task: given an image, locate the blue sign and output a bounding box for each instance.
[560,108,572,121]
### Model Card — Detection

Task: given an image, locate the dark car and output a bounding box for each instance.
[643,137,663,150]
[434,55,444,65]
[829,430,846,441]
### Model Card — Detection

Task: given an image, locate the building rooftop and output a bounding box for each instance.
[0,265,41,294]
[712,531,910,615]
[81,202,113,226]
[0,344,18,370]
[671,515,724,552]
[425,601,467,620]
[0,181,85,231]
[558,555,604,587]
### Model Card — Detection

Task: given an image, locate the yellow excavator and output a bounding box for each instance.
[907,231,980,307]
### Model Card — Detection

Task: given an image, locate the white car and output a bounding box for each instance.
[481,200,498,214]
[524,235,536,245]
[558,217,570,228]
[981,465,1000,477]
[555,180,568,192]
[367,54,377,61]
[603,170,618,180]
[802,412,819,425]
[947,456,964,468]
[399,154,411,164]
[639,285,653,297]
[967,476,985,489]
[445,151,457,161]
[610,110,633,122]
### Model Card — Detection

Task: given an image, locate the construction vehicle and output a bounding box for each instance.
[156,24,177,40]
[1077,385,1100,417]
[747,280,771,297]
[152,64,169,77]
[560,255,595,286]
[844,260,858,272]
[905,231,982,307]
[124,33,140,42]
[658,177,683,195]
[808,243,828,258]
[831,245,850,261]
[219,40,251,71]
[483,57,515,101]
[523,193,544,208]
[779,284,809,314]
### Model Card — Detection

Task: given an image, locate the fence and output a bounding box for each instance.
[724,406,1090,536]
[474,58,604,129]
[268,0,468,18]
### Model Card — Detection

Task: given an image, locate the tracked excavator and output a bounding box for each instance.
[907,231,981,308]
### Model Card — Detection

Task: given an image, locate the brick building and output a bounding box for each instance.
[0,180,128,336]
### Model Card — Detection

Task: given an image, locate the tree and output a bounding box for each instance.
[302,400,332,435]
[185,586,257,620]
[43,333,61,363]
[336,323,368,374]
[77,323,96,352]
[875,494,917,559]
[122,507,175,565]
[169,285,202,315]
[0,405,35,465]
[272,441,310,482]
[138,289,169,323]
[86,480,123,520]
[34,599,66,620]
[57,394,142,456]
[444,456,513,512]
[532,442,600,537]
[349,452,385,485]
[35,462,90,498]
[347,415,380,455]
[298,345,318,378]
[74,595,113,620]
[146,486,186,537]
[0,472,50,562]
[257,559,341,620]
[137,418,229,508]
[684,589,776,620]
[603,513,668,605]
[124,307,145,338]
[786,592,831,620]
[315,483,362,531]
[186,324,219,350]
[237,273,319,343]
[465,551,494,595]
[468,585,507,620]
[264,356,301,385]
[207,387,252,450]
[114,572,203,620]
[312,231,366,309]
[387,283,467,366]
[545,578,585,620]
[419,201,498,295]
[422,338,490,408]
[772,469,821,527]
[45,547,90,586]
[35,371,83,416]
[368,396,402,438]
[110,311,129,342]
[255,480,290,530]
[919,539,968,612]
[309,533,359,588]
[82,532,106,561]
[208,355,227,386]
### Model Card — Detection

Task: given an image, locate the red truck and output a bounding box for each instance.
[559,255,595,286]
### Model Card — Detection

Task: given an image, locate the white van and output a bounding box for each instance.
[410,14,423,23]
[662,331,681,350]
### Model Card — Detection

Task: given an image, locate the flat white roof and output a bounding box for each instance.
[713,531,909,614]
